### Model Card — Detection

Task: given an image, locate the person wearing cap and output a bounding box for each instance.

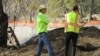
[64,5,80,56]
[35,5,54,56]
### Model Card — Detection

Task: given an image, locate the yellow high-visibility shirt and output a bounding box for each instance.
[64,11,79,33]
[36,12,49,34]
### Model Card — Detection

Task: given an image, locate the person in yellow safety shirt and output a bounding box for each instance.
[64,5,80,56]
[35,5,54,56]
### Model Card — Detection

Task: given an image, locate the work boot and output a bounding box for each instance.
[34,54,37,56]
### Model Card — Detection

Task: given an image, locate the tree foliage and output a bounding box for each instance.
[2,0,100,20]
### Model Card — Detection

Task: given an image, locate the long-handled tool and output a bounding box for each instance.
[8,27,20,48]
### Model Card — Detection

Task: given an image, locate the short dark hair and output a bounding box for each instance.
[73,5,79,11]
[39,9,42,12]
[39,8,46,12]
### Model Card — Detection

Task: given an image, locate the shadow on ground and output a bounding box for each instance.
[77,43,100,52]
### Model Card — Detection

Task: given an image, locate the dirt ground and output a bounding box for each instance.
[0,27,100,56]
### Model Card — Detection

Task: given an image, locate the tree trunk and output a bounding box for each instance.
[89,0,93,21]
[30,9,33,23]
[0,0,8,47]
[76,0,83,19]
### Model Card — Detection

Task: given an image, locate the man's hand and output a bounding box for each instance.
[79,21,88,27]
[65,23,79,32]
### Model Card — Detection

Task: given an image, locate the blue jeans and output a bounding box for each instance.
[36,32,54,56]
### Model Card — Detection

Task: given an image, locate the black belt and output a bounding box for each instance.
[39,32,46,35]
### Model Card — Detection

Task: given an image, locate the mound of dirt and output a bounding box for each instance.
[80,26,100,38]
[0,27,100,56]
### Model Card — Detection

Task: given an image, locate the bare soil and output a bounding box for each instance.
[0,27,100,56]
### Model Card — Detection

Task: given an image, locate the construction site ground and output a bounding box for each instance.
[0,20,100,56]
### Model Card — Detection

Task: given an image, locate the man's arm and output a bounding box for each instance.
[39,14,49,24]
[79,21,87,27]
[65,14,68,31]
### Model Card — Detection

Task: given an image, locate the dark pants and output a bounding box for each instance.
[65,32,78,56]
[36,32,54,56]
